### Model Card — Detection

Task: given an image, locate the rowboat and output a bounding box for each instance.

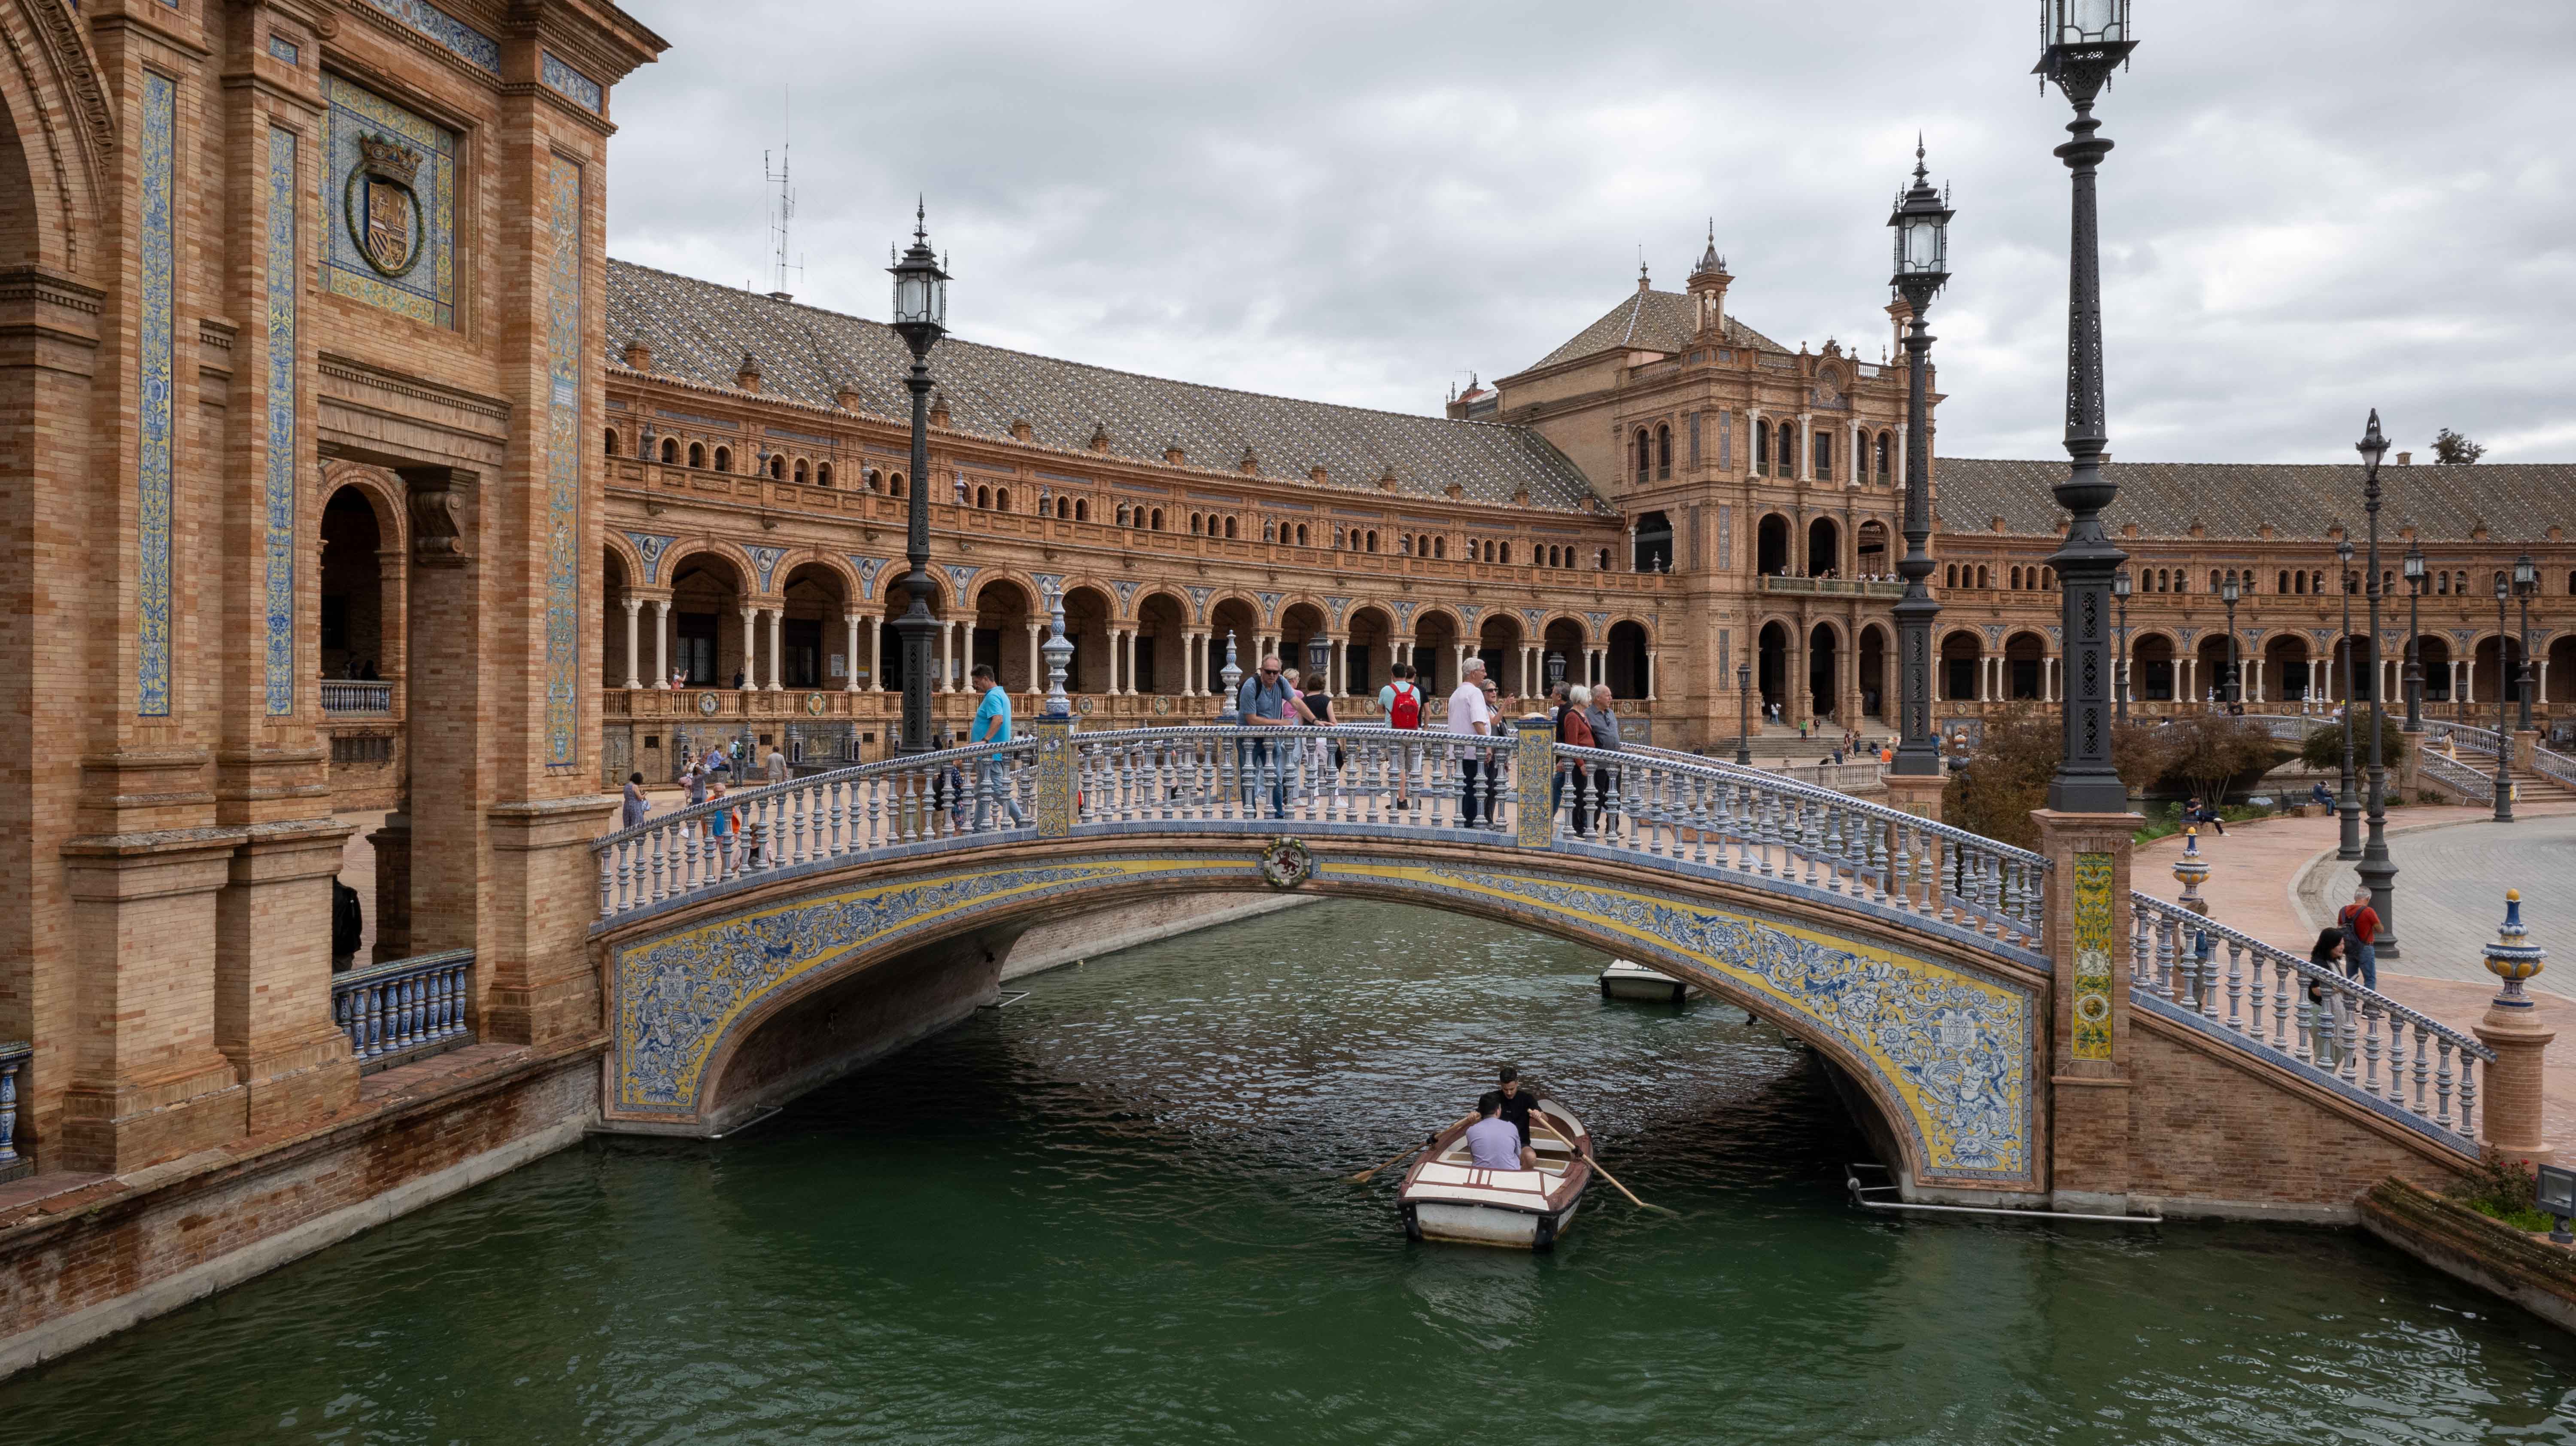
[1599,958,1692,1003]
[1396,1100,1592,1251]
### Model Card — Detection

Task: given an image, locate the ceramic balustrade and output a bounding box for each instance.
[332,949,474,1072]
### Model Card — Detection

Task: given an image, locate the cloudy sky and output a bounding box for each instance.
[605,2,2576,465]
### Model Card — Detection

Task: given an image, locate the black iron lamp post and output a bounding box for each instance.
[1736,660,1754,766]
[887,202,950,756]
[2493,571,2516,823]
[2402,539,2425,732]
[2036,0,2136,815]
[2337,538,2359,859]
[2355,411,2400,957]
[2112,568,2132,723]
[2219,573,2241,706]
[2515,553,2538,734]
[1888,141,1952,781]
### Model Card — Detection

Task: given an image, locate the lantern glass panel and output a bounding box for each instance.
[1905,216,1942,271]
[2055,0,2124,44]
[2403,551,2424,581]
[2515,556,2538,588]
[893,270,930,325]
[2537,1163,2576,1216]
[2113,570,2131,598]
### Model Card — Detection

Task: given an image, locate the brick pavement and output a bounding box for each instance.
[2137,802,2576,1157]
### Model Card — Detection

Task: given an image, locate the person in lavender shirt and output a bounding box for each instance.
[1464,1091,1536,1172]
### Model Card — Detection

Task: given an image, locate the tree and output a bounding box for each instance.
[2152,712,2277,805]
[1940,706,2177,850]
[2300,704,2405,772]
[2432,428,2486,465]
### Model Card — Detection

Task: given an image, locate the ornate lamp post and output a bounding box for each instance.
[2036,0,2136,815]
[2493,571,2516,823]
[887,204,951,756]
[1888,141,1951,781]
[2336,538,2359,859]
[2112,568,2132,723]
[2355,412,2399,957]
[1736,660,1754,766]
[2219,573,2241,706]
[2515,553,2538,733]
[2402,538,2425,732]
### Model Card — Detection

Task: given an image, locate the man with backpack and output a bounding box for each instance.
[1378,662,1428,811]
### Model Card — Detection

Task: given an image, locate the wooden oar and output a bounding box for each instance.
[1346,1114,1473,1184]
[1534,1115,1675,1215]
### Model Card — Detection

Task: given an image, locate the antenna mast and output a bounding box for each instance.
[763,88,799,299]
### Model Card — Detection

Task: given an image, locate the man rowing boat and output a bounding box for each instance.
[1496,1064,1546,1148]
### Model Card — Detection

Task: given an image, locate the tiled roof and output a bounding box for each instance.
[1525,288,1790,372]
[606,261,1601,512]
[1935,459,2570,544]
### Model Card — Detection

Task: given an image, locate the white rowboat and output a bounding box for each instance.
[1599,958,1692,1003]
[1396,1100,1592,1251]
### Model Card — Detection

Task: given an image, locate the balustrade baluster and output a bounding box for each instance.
[2461,1058,2479,1137]
[2339,998,2360,1083]
[2224,940,2245,1030]
[363,982,384,1059]
[2411,1023,2433,1119]
[2363,1004,2385,1097]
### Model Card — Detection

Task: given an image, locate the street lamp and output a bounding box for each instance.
[1736,660,1754,766]
[2355,411,2399,958]
[2337,538,2359,859]
[2515,553,2538,733]
[2494,572,2516,823]
[2219,572,2241,707]
[2112,568,2132,723]
[887,201,951,756]
[1888,140,1951,781]
[2402,538,2425,732]
[2036,0,2137,815]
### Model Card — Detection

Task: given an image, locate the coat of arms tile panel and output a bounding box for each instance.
[319,74,456,328]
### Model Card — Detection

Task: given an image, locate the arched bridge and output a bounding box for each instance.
[591,720,2497,1216]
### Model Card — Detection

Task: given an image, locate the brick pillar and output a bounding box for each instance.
[2513,728,2540,773]
[369,812,412,963]
[215,820,358,1130]
[2034,805,2143,1214]
[2474,889,2554,1164]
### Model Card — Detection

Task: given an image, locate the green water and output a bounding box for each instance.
[8,900,2575,1444]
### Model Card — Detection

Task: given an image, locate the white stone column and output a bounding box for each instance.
[1646,649,1659,700]
[652,598,671,688]
[939,618,955,693]
[766,608,785,690]
[2539,660,2551,707]
[868,618,884,692]
[1796,412,1814,481]
[843,613,862,691]
[738,607,758,689]
[622,597,642,689]
[1181,632,1197,696]
[1124,629,1139,696]
[1026,622,1042,694]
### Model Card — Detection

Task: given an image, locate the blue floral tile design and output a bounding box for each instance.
[264,127,299,715]
[540,50,602,112]
[137,71,176,717]
[359,0,499,75]
[543,156,583,769]
[267,34,301,65]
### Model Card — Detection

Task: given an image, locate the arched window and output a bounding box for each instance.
[1151,508,1164,531]
[792,459,809,483]
[1634,430,1651,485]
[889,471,905,494]
[1295,524,1309,546]
[1777,426,1797,477]
[1877,432,1893,483]
[2009,566,2022,590]
[995,488,1010,512]
[977,486,992,510]
[2453,570,2466,593]
[2209,569,2221,592]
[604,428,620,456]
[2044,567,2056,590]
[1655,424,1672,479]
[1433,537,1445,559]
[2174,571,2190,594]
[662,437,680,464]
[1976,565,1989,589]
[1597,548,1610,570]
[1814,431,1831,483]
[2278,570,2291,594]
[1754,420,1772,477]
[1366,530,1379,553]
[1224,516,1237,539]
[817,463,834,487]
[1499,541,1511,565]
[712,446,731,472]
[688,442,706,468]
[1075,499,1089,522]
[768,453,785,479]
[1944,564,1957,588]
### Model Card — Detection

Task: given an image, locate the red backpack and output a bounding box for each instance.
[1388,682,1424,730]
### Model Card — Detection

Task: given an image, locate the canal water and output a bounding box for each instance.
[9,900,2575,1443]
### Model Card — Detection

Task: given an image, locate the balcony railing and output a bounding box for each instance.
[333,950,474,1074]
[321,680,394,715]
[0,1039,27,1180]
[1757,575,1905,598]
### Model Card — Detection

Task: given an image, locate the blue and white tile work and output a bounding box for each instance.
[267,34,301,66]
[137,71,176,718]
[543,155,584,769]
[623,531,674,585]
[358,0,500,75]
[320,74,456,328]
[540,50,602,112]
[263,127,300,716]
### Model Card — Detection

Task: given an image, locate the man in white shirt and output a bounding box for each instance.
[1448,659,1492,827]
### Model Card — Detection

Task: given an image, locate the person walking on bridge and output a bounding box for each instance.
[969,665,1030,831]
[2336,887,2381,990]
[1447,658,1493,827]
[1586,682,1624,835]
[1378,662,1427,812]
[1237,654,1297,819]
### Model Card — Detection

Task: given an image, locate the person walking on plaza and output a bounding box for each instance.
[969,665,1030,830]
[1237,653,1297,819]
[2336,886,2381,990]
[622,771,651,829]
[765,742,788,787]
[1378,662,1428,810]
[1448,658,1493,827]
[330,875,363,972]
[683,760,707,809]
[1586,682,1624,835]
[1558,684,1598,836]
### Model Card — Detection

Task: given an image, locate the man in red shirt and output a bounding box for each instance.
[2336,887,2380,990]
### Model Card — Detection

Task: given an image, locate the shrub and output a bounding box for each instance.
[2300,704,2407,772]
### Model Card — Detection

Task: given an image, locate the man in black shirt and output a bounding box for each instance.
[1495,1064,1543,1146]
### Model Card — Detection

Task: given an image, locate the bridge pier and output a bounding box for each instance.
[2035,807,2143,1216]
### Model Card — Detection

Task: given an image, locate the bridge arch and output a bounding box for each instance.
[601,835,2044,1199]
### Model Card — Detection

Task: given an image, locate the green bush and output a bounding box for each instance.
[2448,1149,2557,1232]
[2300,704,2407,771]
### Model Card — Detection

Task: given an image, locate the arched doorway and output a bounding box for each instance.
[1479,614,1527,698]
[1136,592,1188,694]
[2474,635,2526,708]
[2132,635,2175,703]
[1607,621,1649,702]
[2549,636,2574,708]
[1632,511,1672,573]
[671,551,748,688]
[1541,618,1586,696]
[1808,623,1839,721]
[1756,515,1791,577]
[1414,609,1460,696]
[2415,635,2454,703]
[1858,624,1889,721]
[1759,622,1793,720]
[778,562,848,690]
[1209,597,1261,690]
[321,486,387,680]
[1806,517,1840,579]
[2265,634,2311,703]
[1061,586,1115,694]
[599,546,631,689]
[973,579,1036,693]
[1940,631,1981,703]
[877,575,949,698]
[2001,631,2045,702]
[1346,606,1394,697]
[1279,602,1328,687]
[1856,520,1889,579]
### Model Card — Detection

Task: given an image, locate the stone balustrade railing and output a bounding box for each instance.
[592,723,2049,948]
[2532,744,2576,791]
[333,950,474,1073]
[1756,575,1907,598]
[2128,892,2490,1146]
[0,1039,27,1178]
[2428,721,2503,758]
[319,680,393,715]
[2418,749,2497,804]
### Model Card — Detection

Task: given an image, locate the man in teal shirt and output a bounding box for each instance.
[968,664,1029,830]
